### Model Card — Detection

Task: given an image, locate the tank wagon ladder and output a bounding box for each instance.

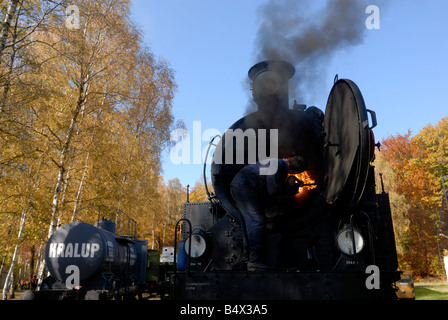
[72,204,137,238]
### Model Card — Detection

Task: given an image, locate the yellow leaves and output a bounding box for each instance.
[188,180,214,203]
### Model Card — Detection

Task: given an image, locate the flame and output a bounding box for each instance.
[284,155,321,205]
[290,170,317,192]
[289,170,319,206]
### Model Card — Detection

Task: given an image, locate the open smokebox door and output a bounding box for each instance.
[323,78,376,208]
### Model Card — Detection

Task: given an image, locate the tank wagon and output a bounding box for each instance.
[23,217,171,300]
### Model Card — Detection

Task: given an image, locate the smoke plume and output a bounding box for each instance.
[245,0,370,114]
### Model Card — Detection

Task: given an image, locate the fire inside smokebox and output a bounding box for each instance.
[289,170,319,206]
[284,156,322,207]
[263,167,321,218]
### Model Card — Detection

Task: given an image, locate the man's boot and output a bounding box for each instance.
[247,250,271,271]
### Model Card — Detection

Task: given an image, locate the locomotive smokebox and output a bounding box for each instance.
[211,60,324,223]
[248,60,295,112]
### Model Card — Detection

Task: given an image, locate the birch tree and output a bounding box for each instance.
[0,0,19,61]
[2,150,46,299]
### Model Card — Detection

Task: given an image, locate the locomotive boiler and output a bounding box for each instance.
[171,60,400,300]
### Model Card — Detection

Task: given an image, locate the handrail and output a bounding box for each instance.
[203,135,221,201]
[350,211,375,265]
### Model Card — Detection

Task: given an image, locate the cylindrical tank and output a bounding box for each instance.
[94,218,116,233]
[45,221,136,283]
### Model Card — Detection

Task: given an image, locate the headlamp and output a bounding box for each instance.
[336,225,364,256]
[185,229,208,259]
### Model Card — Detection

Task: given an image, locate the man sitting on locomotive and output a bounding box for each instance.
[230,156,308,271]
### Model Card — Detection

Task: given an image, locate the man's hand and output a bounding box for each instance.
[287,176,304,187]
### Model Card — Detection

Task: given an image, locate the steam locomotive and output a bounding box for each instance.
[23,60,400,300]
[172,60,400,299]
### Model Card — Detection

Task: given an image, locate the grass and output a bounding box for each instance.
[414,279,448,300]
[415,287,448,300]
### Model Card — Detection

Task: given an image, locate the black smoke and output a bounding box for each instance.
[245,0,371,114]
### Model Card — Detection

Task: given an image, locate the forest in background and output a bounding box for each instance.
[0,0,447,300]
[377,117,448,279]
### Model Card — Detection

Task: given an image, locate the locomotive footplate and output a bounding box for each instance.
[170,270,400,300]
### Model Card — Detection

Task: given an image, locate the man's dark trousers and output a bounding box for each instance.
[230,184,266,262]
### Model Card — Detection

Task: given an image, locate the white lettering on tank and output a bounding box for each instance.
[74,243,80,257]
[91,243,100,257]
[56,243,64,257]
[49,243,57,257]
[65,243,73,257]
[48,243,100,258]
[81,243,90,257]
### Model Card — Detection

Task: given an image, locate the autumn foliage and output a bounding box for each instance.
[0,0,184,298]
[379,117,448,278]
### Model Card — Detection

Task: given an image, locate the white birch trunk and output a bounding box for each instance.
[1,162,42,300]
[1,211,24,299]
[0,0,19,61]
[47,78,89,239]
[71,151,90,222]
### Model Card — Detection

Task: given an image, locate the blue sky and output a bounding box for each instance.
[130,0,448,188]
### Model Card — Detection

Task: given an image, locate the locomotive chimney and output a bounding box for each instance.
[248,60,295,112]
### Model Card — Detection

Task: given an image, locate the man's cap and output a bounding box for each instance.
[287,156,308,173]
